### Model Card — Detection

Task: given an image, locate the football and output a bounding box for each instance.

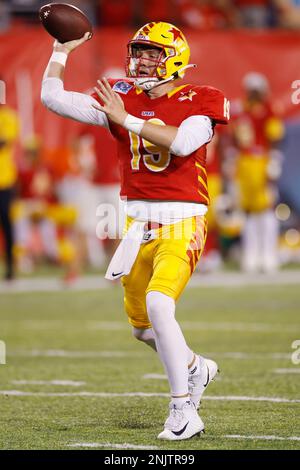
[39,3,93,44]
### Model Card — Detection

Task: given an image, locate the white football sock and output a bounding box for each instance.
[187,349,195,367]
[133,326,195,368]
[146,291,190,397]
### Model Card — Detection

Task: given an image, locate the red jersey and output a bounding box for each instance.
[18,163,55,203]
[231,99,283,154]
[93,80,229,205]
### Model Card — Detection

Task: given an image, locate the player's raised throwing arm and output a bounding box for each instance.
[41,34,109,127]
[41,35,214,155]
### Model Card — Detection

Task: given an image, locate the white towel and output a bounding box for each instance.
[105,221,150,280]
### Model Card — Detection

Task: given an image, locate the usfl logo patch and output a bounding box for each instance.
[112,81,133,94]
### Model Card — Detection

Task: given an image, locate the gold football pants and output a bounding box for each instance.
[122,215,207,329]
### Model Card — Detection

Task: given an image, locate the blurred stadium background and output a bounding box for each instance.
[0,0,300,451]
[1,0,300,280]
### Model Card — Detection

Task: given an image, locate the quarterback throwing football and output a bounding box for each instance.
[41,22,230,440]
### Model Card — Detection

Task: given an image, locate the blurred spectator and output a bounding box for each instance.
[225,72,285,272]
[55,137,96,282]
[67,116,123,280]
[98,0,135,26]
[8,0,43,23]
[7,1,97,25]
[138,0,173,24]
[0,101,19,280]
[175,0,237,29]
[15,135,58,272]
[234,0,271,28]
[6,0,297,30]
[273,0,300,29]
[65,0,98,26]
[0,1,11,31]
[198,132,224,272]
[7,0,300,30]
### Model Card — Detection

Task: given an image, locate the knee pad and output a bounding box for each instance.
[146,291,175,335]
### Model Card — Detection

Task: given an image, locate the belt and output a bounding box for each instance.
[144,221,163,231]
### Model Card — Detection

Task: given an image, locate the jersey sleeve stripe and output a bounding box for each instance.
[197,175,208,192]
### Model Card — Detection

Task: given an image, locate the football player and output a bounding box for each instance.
[41,22,230,440]
[227,72,284,273]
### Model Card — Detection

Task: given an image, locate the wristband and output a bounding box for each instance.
[123,114,145,135]
[50,51,68,67]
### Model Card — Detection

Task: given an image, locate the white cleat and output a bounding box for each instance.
[188,357,219,409]
[157,400,205,441]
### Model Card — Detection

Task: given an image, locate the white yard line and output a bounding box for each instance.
[0,276,109,293]
[273,369,300,374]
[8,349,292,360]
[68,436,300,446]
[142,373,222,382]
[224,434,300,441]
[67,434,300,450]
[143,374,168,380]
[189,270,300,288]
[18,321,64,331]
[215,352,291,359]
[1,270,300,293]
[68,442,159,449]
[11,380,86,386]
[181,322,299,333]
[17,319,299,334]
[9,350,140,358]
[0,390,169,397]
[88,321,128,331]
[204,396,300,403]
[88,321,299,333]
[15,320,299,333]
[0,391,299,403]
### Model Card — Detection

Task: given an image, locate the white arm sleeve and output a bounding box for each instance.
[170,115,213,157]
[41,77,109,127]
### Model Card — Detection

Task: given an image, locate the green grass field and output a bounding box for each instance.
[0,283,299,450]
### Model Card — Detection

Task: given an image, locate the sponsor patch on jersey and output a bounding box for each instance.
[112,81,133,94]
[141,111,155,117]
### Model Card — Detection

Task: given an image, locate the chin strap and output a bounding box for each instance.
[134,77,160,91]
[132,64,197,91]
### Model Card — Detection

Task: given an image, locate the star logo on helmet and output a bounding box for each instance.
[178,90,197,102]
[168,27,184,42]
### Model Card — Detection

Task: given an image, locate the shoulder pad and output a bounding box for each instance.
[190,85,229,124]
